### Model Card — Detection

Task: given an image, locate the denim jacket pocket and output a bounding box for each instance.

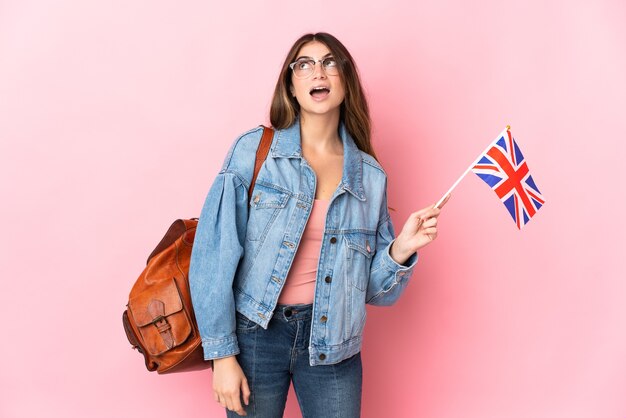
[343,232,376,291]
[246,183,290,242]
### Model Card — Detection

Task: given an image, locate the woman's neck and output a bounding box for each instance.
[299,111,342,154]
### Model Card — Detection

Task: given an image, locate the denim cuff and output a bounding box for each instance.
[201,334,240,361]
[382,239,418,282]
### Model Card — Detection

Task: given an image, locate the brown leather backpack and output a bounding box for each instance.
[122,126,274,374]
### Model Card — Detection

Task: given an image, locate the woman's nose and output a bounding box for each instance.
[311,61,327,79]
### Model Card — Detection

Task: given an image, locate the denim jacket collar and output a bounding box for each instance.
[271,119,366,201]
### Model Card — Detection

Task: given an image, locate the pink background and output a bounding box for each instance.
[1,0,625,417]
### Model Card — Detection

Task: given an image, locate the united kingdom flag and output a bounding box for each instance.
[471,130,545,229]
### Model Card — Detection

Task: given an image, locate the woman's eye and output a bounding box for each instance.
[298,60,313,70]
[323,58,337,68]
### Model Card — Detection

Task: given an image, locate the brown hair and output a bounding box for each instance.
[269,32,377,160]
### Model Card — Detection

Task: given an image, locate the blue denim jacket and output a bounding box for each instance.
[189,120,418,366]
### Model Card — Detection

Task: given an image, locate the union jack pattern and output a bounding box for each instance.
[471,130,545,229]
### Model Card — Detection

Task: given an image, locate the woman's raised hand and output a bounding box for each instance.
[389,194,450,265]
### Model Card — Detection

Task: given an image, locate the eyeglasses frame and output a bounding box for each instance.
[288,56,339,79]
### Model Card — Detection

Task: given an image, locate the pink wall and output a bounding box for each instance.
[1,0,625,417]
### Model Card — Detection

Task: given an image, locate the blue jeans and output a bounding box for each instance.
[226,304,362,418]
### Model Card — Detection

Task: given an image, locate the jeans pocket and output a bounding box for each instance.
[235,311,261,333]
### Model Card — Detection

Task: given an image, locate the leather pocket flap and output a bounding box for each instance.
[128,279,184,326]
[128,279,192,356]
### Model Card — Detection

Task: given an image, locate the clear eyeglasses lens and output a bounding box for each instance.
[290,57,339,78]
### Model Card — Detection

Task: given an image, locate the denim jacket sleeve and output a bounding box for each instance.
[189,169,249,360]
[188,131,261,361]
[366,187,418,306]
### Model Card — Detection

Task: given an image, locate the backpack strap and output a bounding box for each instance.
[248,126,274,201]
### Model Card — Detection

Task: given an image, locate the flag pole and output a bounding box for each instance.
[434,126,511,209]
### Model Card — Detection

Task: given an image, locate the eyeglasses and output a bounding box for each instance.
[289,56,339,79]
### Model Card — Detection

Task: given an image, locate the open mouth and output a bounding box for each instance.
[309,86,330,99]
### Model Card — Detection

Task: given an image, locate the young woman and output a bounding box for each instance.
[189,32,448,418]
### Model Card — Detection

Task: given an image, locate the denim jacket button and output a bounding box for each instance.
[320,315,327,323]
[319,354,326,360]
[330,237,337,244]
[324,276,332,283]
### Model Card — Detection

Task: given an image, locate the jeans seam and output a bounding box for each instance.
[289,320,299,374]
[332,359,339,418]
[250,328,257,417]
